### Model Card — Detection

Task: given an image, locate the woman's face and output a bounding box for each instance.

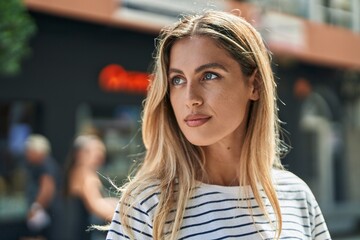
[168,36,258,147]
[78,139,106,169]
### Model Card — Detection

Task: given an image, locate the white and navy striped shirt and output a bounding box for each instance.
[107,170,331,239]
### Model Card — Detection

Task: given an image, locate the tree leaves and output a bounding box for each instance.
[0,0,36,75]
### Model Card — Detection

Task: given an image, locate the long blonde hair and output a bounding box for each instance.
[120,10,284,239]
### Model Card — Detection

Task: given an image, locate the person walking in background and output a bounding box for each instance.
[106,10,331,240]
[22,134,60,240]
[63,134,117,240]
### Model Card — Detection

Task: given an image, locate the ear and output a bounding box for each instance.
[248,69,260,101]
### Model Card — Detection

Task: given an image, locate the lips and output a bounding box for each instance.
[184,114,211,127]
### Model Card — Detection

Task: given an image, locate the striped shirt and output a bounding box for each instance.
[106,170,331,239]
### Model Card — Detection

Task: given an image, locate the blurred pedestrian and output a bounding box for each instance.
[22,134,60,240]
[63,134,117,240]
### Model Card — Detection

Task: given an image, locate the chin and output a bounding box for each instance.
[184,135,215,147]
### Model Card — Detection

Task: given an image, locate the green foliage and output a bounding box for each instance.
[0,0,36,75]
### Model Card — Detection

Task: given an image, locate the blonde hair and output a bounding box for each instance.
[119,10,284,239]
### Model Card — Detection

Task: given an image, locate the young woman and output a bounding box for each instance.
[63,134,117,240]
[106,10,331,240]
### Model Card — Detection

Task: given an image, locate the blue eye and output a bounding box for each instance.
[203,72,218,80]
[171,76,185,85]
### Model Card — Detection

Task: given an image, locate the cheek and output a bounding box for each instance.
[214,91,249,120]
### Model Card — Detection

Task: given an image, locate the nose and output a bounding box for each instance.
[185,83,203,108]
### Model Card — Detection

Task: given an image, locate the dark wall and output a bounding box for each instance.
[0,11,156,163]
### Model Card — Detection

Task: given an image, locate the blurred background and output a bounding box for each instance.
[0,0,359,239]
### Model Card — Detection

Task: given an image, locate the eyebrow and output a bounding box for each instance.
[168,62,229,75]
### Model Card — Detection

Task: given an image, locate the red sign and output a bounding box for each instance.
[99,64,149,93]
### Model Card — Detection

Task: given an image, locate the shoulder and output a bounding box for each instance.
[123,181,161,217]
[81,169,102,188]
[272,168,317,203]
[271,170,331,239]
[272,168,309,188]
[108,182,159,240]
[43,156,59,173]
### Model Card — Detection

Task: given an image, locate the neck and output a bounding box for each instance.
[202,140,243,186]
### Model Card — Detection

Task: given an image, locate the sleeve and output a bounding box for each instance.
[309,196,332,239]
[43,158,57,178]
[278,170,332,240]
[106,201,153,240]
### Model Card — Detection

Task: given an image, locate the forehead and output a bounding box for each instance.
[169,36,239,71]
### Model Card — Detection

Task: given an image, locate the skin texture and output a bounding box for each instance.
[169,36,259,185]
